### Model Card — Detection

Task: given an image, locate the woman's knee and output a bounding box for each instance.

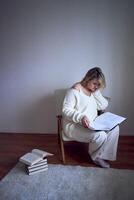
[110,125,120,135]
[114,125,119,132]
[99,131,107,141]
[91,131,107,144]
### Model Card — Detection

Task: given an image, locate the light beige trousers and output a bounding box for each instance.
[65,123,119,161]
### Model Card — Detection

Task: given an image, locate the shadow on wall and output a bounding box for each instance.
[19,94,57,133]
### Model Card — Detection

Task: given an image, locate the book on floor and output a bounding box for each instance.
[27,159,47,170]
[26,161,48,175]
[27,167,48,175]
[89,112,126,131]
[19,149,53,166]
[27,164,48,173]
[19,152,43,166]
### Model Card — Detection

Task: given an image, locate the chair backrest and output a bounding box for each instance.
[55,88,74,142]
[55,88,68,116]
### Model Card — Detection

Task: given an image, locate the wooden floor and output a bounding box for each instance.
[0,133,134,180]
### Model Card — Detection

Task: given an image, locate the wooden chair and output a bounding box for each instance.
[55,89,111,164]
[55,89,75,164]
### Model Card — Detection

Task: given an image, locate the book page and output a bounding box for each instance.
[32,149,54,158]
[89,112,126,131]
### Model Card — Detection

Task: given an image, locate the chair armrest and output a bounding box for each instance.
[104,96,111,102]
[98,96,111,116]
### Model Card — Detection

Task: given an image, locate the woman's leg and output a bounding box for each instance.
[67,123,106,144]
[90,125,119,161]
[66,124,108,166]
[66,124,119,168]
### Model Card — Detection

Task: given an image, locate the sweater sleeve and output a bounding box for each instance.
[92,89,108,111]
[62,89,84,124]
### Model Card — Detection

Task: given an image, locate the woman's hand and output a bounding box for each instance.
[81,116,90,128]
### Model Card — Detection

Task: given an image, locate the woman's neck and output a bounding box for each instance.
[80,83,91,96]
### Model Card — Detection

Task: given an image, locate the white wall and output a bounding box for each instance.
[0,0,134,134]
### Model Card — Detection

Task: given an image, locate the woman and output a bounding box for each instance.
[62,67,119,168]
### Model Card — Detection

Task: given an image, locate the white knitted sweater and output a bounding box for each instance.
[62,88,108,134]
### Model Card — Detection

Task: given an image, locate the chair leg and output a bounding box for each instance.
[60,139,66,164]
[57,118,61,145]
[57,115,66,164]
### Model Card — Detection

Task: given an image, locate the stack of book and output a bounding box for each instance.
[26,158,48,175]
[19,149,53,175]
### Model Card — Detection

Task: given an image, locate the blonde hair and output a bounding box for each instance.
[81,67,106,89]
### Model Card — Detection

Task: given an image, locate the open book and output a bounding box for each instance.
[19,149,54,166]
[89,112,126,131]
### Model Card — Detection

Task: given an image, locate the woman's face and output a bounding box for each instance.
[86,79,100,92]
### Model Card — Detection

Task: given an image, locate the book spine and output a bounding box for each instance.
[28,167,48,175]
[27,160,47,169]
[28,164,48,172]
[36,158,47,163]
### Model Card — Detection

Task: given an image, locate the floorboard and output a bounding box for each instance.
[0,133,134,180]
